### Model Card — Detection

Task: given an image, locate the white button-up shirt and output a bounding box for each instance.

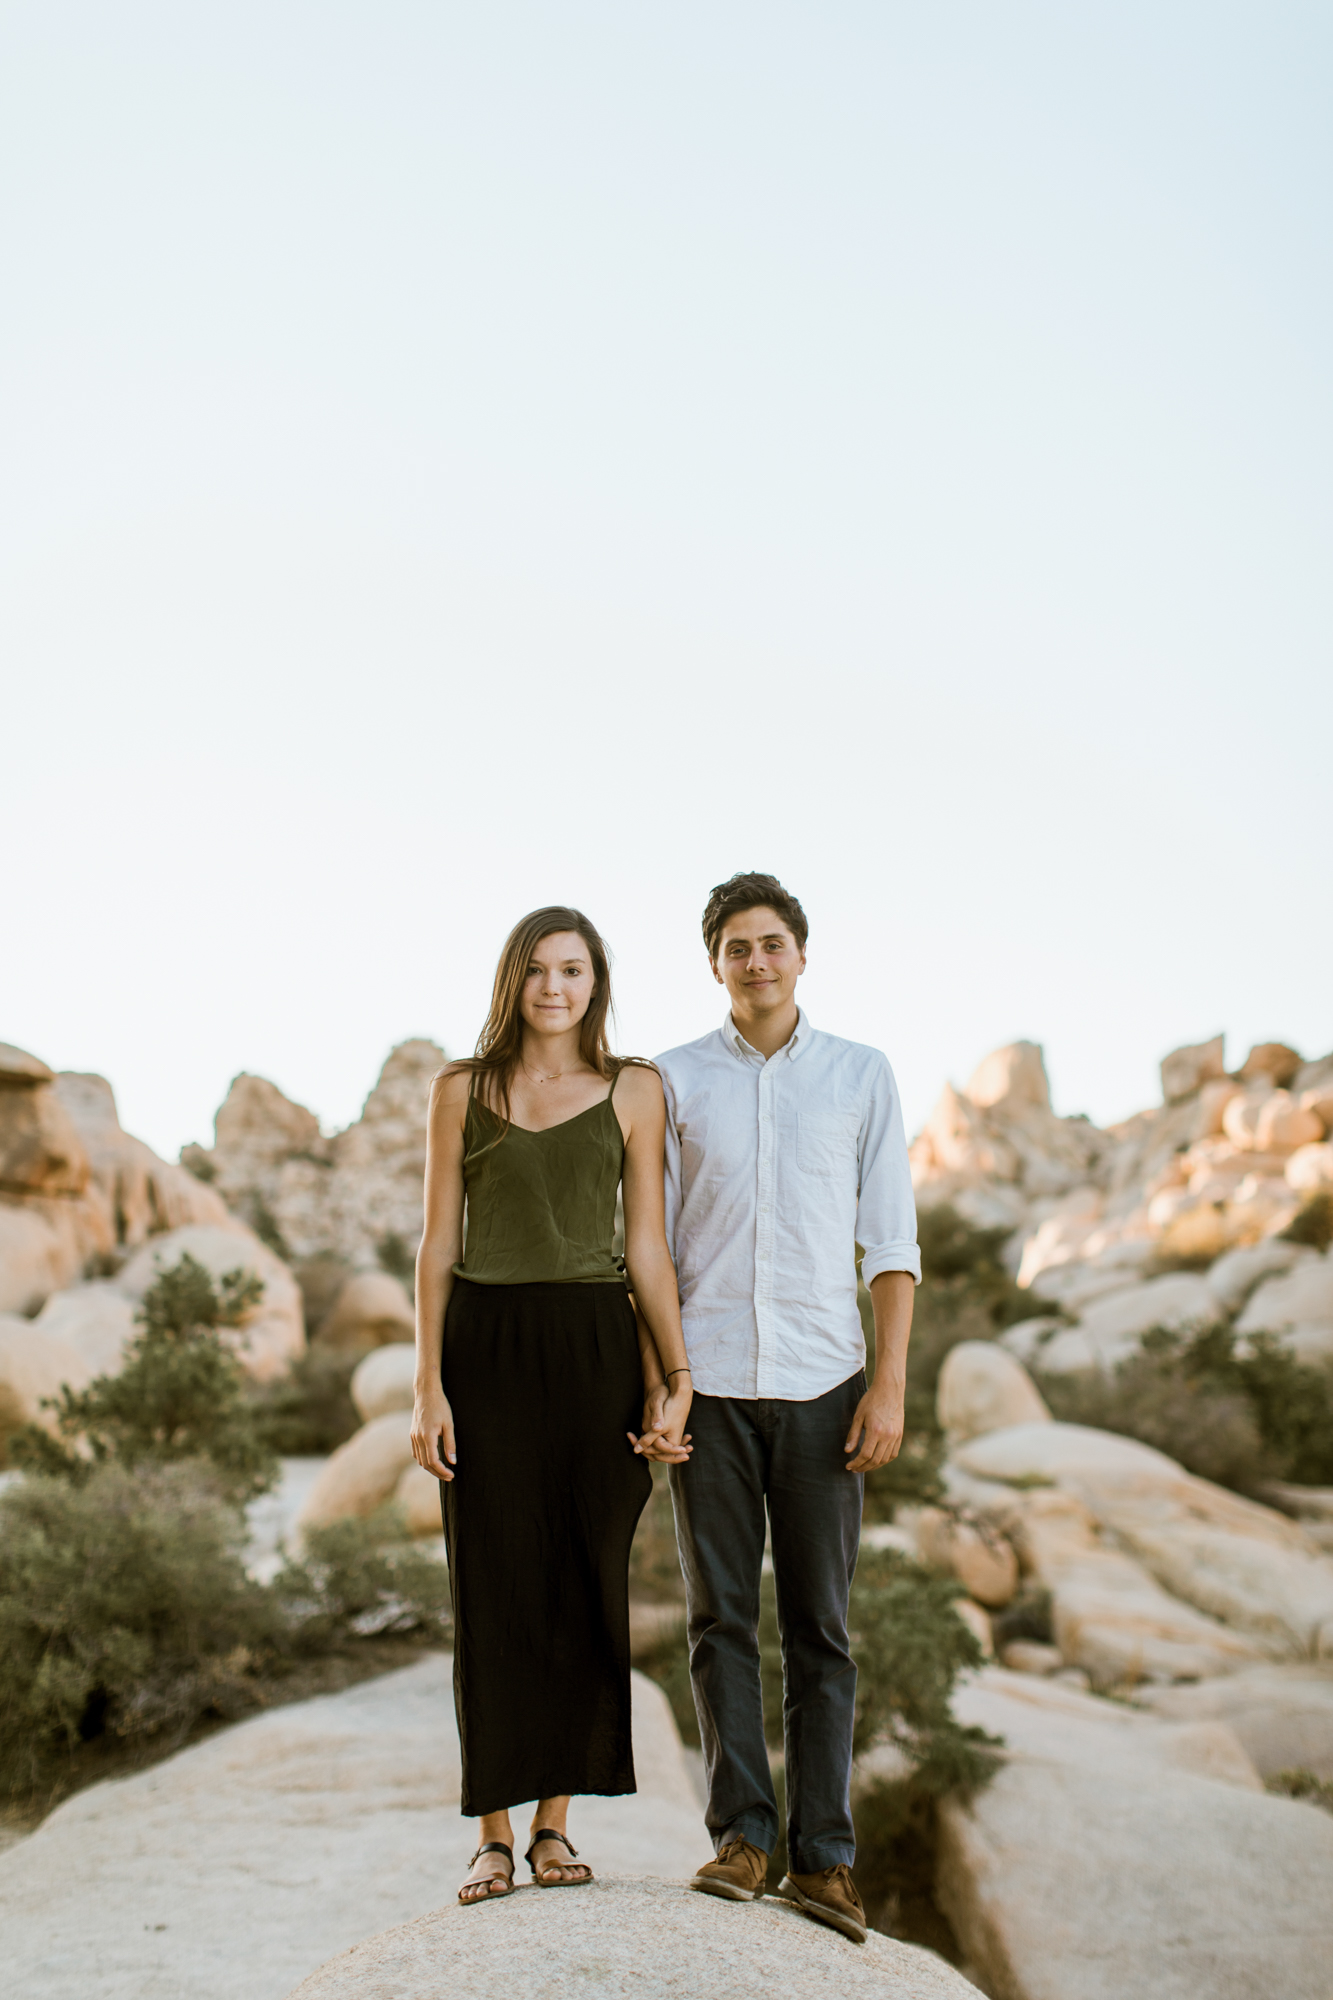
[656,1008,920,1401]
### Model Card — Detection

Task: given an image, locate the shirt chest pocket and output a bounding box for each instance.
[796,1109,860,1179]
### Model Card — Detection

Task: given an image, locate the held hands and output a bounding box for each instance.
[844,1378,906,1473]
[411,1385,457,1482]
[628,1378,693,1465]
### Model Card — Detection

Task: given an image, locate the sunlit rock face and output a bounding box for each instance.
[909,1032,1333,1365]
[0,1043,235,1315]
[186,1038,446,1277]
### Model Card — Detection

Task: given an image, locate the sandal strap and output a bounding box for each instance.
[525,1828,579,1865]
[468,1841,514,1869]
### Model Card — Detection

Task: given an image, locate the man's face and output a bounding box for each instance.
[712,905,806,1013]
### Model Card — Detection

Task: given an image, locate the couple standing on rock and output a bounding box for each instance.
[410,872,920,1945]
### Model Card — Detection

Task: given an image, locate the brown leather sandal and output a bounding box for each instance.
[458,1841,515,1903]
[525,1827,593,1887]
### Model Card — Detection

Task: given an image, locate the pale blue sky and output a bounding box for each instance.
[3,3,1330,1158]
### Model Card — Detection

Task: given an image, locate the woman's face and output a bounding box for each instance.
[519,931,596,1039]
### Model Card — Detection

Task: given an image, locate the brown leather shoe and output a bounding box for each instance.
[778,1863,867,1943]
[689,1837,768,1901]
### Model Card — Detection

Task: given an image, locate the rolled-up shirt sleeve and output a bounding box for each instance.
[856,1056,922,1286]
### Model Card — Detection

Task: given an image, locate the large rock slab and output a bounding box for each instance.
[1066,1272,1220,1366]
[937,1669,1333,2000]
[1001,1487,1267,1686]
[283,1876,982,2000]
[955,1422,1333,1657]
[0,1655,708,2000]
[1135,1663,1333,1781]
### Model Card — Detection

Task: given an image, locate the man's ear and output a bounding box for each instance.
[710,953,725,987]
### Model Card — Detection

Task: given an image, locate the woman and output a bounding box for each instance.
[411,906,693,1905]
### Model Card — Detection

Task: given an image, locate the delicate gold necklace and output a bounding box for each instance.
[522,1060,576,1086]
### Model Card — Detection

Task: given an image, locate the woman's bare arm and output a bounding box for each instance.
[411,1067,469,1482]
[617,1066,692,1463]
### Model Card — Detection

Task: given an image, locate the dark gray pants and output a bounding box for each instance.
[668,1373,864,1872]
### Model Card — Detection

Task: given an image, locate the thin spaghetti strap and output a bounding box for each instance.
[607,1063,623,1106]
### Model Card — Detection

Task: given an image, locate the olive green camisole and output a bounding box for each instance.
[453,1075,626,1286]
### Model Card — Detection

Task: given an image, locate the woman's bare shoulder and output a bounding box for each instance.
[615,1060,665,1109]
[429,1063,474,1119]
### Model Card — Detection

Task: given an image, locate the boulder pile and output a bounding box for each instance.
[182,1039,445,1274]
[911,1341,1333,1685]
[0,1044,301,1439]
[912,1032,1333,1367]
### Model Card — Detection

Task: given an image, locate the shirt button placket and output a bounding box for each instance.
[756,1064,775,1398]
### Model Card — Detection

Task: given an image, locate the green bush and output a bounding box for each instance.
[0,1472,452,1803]
[11,1254,279,1503]
[272,1509,452,1650]
[858,1205,1039,1521]
[0,1461,278,1795]
[1035,1323,1333,1491]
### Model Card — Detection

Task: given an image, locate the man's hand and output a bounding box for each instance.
[629,1383,693,1463]
[411,1386,457,1482]
[844,1380,905,1473]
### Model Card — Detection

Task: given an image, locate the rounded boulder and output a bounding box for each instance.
[320,1272,415,1350]
[280,1875,983,2000]
[938,1339,1051,1444]
[350,1340,416,1421]
[296,1411,416,1533]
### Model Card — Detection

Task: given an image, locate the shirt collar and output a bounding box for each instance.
[722,1004,813,1066]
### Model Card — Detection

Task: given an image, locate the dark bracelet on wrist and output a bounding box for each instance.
[666,1368,692,1381]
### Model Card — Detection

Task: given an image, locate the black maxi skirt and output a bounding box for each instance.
[441,1277,653,1816]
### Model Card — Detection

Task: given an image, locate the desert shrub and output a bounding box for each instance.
[375,1231,417,1297]
[895,1205,1042,1403]
[852,1774,966,1961]
[241,1191,292,1261]
[0,1461,279,1797]
[1035,1324,1333,1491]
[858,1206,1037,1521]
[272,1509,452,1650]
[249,1348,362,1455]
[1281,1192,1333,1253]
[11,1255,278,1502]
[847,1548,1000,1788]
[292,1250,354,1338]
[1267,1768,1333,1815]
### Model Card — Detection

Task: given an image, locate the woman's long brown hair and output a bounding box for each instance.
[448,906,625,1130]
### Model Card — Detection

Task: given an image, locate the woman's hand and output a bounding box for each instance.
[629,1382,693,1464]
[411,1384,457,1482]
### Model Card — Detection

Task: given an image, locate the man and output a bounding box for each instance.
[655,871,919,1944]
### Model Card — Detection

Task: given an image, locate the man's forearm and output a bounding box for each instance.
[867,1269,914,1396]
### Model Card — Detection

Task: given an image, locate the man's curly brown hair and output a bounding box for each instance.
[702,872,809,961]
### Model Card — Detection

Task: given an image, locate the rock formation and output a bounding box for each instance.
[912,1032,1333,1367]
[285,1878,981,2000]
[184,1039,445,1282]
